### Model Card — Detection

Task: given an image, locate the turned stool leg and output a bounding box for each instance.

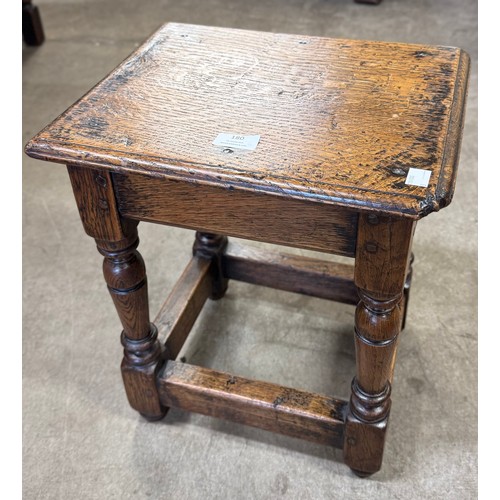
[193,232,228,300]
[97,232,167,420]
[346,291,402,476]
[67,165,166,420]
[344,214,415,476]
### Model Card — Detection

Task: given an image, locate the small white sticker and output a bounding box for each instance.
[213,133,260,151]
[405,168,432,188]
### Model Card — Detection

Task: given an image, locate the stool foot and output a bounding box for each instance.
[119,325,167,419]
[344,379,392,474]
[193,232,228,300]
[140,411,168,422]
[350,469,374,478]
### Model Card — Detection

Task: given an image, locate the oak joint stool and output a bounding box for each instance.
[26,23,469,476]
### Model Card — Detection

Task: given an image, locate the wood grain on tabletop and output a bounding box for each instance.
[25,23,469,219]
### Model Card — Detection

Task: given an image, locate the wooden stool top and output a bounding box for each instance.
[26,23,469,219]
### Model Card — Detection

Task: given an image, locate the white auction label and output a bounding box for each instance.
[405,168,432,188]
[212,133,261,151]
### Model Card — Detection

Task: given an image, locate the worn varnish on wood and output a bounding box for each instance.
[113,172,358,256]
[158,360,348,449]
[25,23,469,218]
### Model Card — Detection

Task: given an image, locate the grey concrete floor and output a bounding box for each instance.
[23,0,477,498]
